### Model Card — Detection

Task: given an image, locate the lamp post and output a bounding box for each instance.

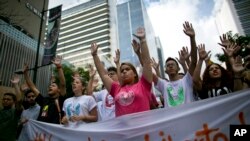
[33,0,47,84]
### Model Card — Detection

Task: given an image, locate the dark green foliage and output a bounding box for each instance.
[53,64,89,97]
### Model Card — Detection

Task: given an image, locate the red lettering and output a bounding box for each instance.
[195,124,218,141]
[239,112,246,125]
[213,133,228,141]
[144,134,150,141]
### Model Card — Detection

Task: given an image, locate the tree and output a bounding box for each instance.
[53,64,89,97]
[216,31,250,63]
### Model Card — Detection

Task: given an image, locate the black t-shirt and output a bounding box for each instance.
[36,94,66,124]
[0,107,22,141]
[199,86,232,99]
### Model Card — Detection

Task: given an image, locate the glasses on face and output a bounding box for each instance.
[165,63,176,68]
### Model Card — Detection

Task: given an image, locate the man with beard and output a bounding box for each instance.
[23,56,66,124]
[18,89,40,141]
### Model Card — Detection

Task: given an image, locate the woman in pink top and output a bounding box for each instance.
[91,27,153,117]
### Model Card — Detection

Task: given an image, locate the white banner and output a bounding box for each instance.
[26,89,250,141]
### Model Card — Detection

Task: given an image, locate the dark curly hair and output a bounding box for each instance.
[202,63,233,90]
[107,66,117,72]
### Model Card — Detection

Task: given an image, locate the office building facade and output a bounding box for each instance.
[0,0,50,95]
[155,37,165,78]
[232,0,250,35]
[57,0,115,68]
[116,0,159,67]
[215,0,249,36]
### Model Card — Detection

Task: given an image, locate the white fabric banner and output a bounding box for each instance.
[26,89,250,141]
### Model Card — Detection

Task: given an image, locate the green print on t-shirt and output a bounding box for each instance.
[167,86,184,107]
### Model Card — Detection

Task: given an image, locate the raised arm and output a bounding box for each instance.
[91,42,113,92]
[132,39,143,66]
[23,64,40,97]
[218,34,235,71]
[114,49,122,84]
[218,34,231,48]
[9,75,23,111]
[52,56,66,96]
[222,43,240,67]
[183,21,197,76]
[182,46,191,68]
[151,57,161,77]
[10,74,22,102]
[176,47,189,74]
[133,27,152,83]
[231,56,245,91]
[223,43,244,91]
[204,53,212,67]
[87,64,96,95]
[193,44,210,91]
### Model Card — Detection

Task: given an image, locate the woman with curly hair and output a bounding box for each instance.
[200,63,233,99]
[193,44,236,99]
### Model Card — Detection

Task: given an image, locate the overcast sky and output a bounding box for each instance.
[147,0,224,64]
[49,0,225,64]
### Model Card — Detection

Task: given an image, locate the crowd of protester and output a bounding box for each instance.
[0,21,250,141]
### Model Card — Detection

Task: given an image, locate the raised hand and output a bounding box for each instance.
[183,21,195,37]
[132,39,141,54]
[133,27,146,40]
[92,78,99,90]
[176,49,186,65]
[232,55,245,73]
[151,57,159,70]
[88,64,96,78]
[91,42,98,56]
[51,56,62,67]
[23,63,29,73]
[10,74,20,84]
[197,44,210,60]
[113,49,120,65]
[222,43,240,57]
[182,46,190,61]
[218,34,231,48]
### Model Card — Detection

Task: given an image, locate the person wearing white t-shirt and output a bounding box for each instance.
[88,66,118,121]
[61,77,97,127]
[153,21,197,108]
